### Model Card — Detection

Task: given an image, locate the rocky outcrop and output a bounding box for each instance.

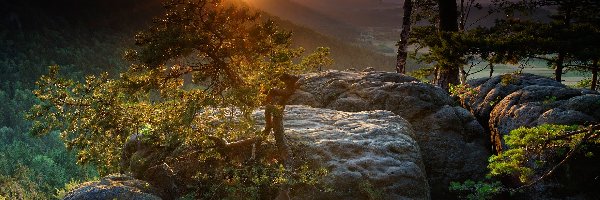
[63,174,162,200]
[262,105,430,200]
[460,73,600,199]
[461,73,600,152]
[460,73,565,126]
[114,105,431,199]
[289,70,490,198]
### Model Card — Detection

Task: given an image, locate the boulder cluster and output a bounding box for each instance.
[64,71,599,199]
[289,71,490,198]
[460,73,600,152]
[458,73,600,198]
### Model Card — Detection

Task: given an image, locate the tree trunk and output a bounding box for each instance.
[436,64,459,90]
[396,0,413,74]
[459,66,467,84]
[459,0,466,31]
[592,59,599,91]
[489,63,495,78]
[457,0,467,84]
[263,74,298,200]
[554,7,572,83]
[432,66,440,85]
[435,0,460,90]
[555,51,565,82]
[437,0,459,32]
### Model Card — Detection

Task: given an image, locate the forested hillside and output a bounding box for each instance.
[248,0,402,71]
[275,18,403,71]
[0,0,155,198]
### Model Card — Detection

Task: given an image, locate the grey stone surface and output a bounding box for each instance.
[462,74,566,124]
[63,174,162,200]
[460,73,600,199]
[256,105,429,200]
[461,74,600,152]
[289,70,490,198]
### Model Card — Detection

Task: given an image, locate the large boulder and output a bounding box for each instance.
[63,174,162,200]
[489,85,599,151]
[261,105,430,200]
[460,73,600,199]
[461,73,600,152]
[289,70,490,198]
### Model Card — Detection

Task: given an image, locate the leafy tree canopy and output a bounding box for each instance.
[28,0,331,181]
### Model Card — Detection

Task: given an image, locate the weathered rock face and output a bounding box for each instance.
[257,105,430,200]
[63,174,162,200]
[289,70,490,198]
[461,73,565,126]
[462,73,600,152]
[461,73,600,199]
[113,104,431,200]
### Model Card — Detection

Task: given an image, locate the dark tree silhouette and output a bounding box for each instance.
[396,0,413,74]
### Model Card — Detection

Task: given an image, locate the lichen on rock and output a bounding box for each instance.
[261,105,430,200]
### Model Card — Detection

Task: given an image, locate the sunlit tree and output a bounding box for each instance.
[28,0,330,198]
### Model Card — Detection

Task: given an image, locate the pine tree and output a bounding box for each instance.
[491,0,600,83]
[396,0,413,74]
[27,0,331,198]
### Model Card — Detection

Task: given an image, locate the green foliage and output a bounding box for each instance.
[409,26,467,78]
[488,96,503,107]
[449,83,478,99]
[575,78,596,90]
[449,180,503,200]
[0,26,130,89]
[453,124,600,199]
[489,148,534,183]
[408,1,487,85]
[487,0,600,81]
[0,166,45,200]
[28,0,331,198]
[0,127,98,199]
[0,89,97,199]
[202,162,327,199]
[407,66,435,82]
[576,78,591,88]
[410,0,600,84]
[488,124,593,184]
[1,4,134,197]
[0,88,38,128]
[500,73,518,86]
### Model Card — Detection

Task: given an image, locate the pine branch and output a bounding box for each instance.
[515,124,599,192]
